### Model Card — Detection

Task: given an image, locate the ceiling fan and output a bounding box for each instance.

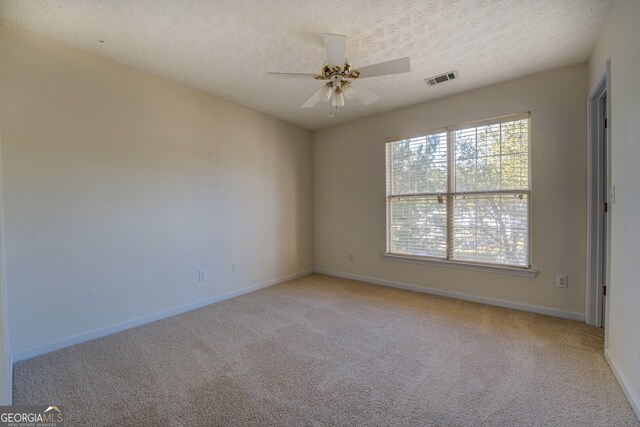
[268,33,410,116]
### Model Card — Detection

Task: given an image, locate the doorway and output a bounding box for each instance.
[586,63,611,339]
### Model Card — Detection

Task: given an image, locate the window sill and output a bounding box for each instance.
[383,254,539,278]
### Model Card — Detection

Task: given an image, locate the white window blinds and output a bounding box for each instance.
[386,114,531,268]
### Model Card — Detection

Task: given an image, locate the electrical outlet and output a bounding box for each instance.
[348,251,354,262]
[556,275,568,288]
[199,269,207,282]
[231,262,237,273]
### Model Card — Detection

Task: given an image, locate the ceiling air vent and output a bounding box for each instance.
[425,70,459,86]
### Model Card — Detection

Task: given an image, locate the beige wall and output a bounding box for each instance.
[0,127,10,404]
[588,0,640,417]
[314,64,588,317]
[0,26,313,356]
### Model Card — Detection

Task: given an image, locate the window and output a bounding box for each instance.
[386,113,531,268]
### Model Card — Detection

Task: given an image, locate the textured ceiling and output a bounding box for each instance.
[0,0,613,130]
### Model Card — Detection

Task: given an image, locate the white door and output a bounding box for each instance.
[601,94,608,328]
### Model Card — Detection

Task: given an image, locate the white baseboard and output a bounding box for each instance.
[315,269,584,321]
[605,349,640,420]
[11,269,313,363]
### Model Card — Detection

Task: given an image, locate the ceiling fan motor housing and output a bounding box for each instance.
[317,64,360,97]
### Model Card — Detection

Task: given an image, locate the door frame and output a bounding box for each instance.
[585,61,611,335]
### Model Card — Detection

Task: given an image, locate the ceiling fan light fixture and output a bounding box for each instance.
[321,84,332,101]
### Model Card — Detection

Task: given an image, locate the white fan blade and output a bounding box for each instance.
[354,86,379,105]
[301,86,325,108]
[356,57,410,78]
[267,72,317,78]
[323,33,347,66]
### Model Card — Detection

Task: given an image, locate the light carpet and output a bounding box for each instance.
[13,274,640,426]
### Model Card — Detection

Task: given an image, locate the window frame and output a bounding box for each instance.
[385,113,535,274]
